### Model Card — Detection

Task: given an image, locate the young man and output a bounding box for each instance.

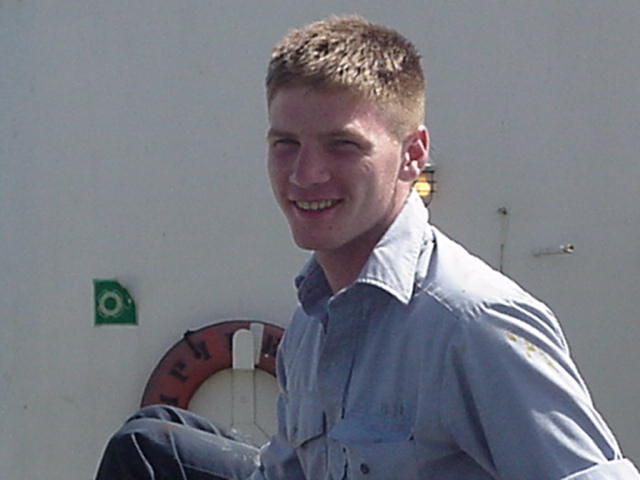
[96,16,639,479]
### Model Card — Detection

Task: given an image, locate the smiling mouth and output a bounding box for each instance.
[294,200,341,211]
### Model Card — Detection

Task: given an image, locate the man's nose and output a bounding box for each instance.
[289,146,330,187]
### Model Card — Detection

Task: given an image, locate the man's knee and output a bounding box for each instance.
[127,405,226,436]
[100,416,258,480]
[108,417,167,454]
[105,406,223,461]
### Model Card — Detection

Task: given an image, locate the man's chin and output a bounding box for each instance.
[291,234,335,253]
[292,238,322,252]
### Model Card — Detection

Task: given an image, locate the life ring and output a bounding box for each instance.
[141,320,284,409]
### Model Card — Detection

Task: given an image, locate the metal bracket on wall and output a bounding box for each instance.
[532,244,575,257]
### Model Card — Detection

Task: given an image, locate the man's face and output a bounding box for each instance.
[267,86,415,260]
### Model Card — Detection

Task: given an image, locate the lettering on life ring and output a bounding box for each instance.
[140,320,284,409]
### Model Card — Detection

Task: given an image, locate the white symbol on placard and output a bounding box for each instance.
[97,290,124,318]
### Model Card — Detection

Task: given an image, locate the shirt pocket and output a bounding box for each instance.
[329,414,419,479]
[284,393,326,477]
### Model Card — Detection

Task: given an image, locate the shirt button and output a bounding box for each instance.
[360,463,370,474]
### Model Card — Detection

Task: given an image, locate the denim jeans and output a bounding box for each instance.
[95,405,260,480]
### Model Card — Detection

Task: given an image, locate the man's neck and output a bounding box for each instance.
[314,191,413,294]
[315,248,371,295]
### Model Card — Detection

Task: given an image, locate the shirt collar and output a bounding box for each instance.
[295,256,332,315]
[357,191,430,304]
[295,191,431,311]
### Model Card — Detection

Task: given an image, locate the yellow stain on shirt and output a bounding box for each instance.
[525,341,537,358]
[505,332,557,371]
[542,352,558,372]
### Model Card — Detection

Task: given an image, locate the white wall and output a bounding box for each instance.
[1,1,638,477]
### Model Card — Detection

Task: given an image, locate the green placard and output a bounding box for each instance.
[94,279,137,325]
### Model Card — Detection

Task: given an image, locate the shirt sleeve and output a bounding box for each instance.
[247,330,306,480]
[440,299,640,479]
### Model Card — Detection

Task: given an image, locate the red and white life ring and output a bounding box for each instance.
[141,320,284,409]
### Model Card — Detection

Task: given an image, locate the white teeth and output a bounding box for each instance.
[296,200,338,211]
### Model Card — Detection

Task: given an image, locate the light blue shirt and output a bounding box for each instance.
[250,192,639,479]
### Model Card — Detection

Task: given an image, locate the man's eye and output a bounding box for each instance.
[273,138,299,148]
[332,139,359,149]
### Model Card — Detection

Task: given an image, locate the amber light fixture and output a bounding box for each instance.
[414,163,436,206]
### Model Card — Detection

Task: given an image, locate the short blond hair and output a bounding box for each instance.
[266,15,426,137]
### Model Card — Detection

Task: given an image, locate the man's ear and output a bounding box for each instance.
[399,125,429,182]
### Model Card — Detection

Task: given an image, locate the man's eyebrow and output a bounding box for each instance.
[322,128,373,149]
[321,128,361,139]
[266,127,372,149]
[266,128,295,139]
